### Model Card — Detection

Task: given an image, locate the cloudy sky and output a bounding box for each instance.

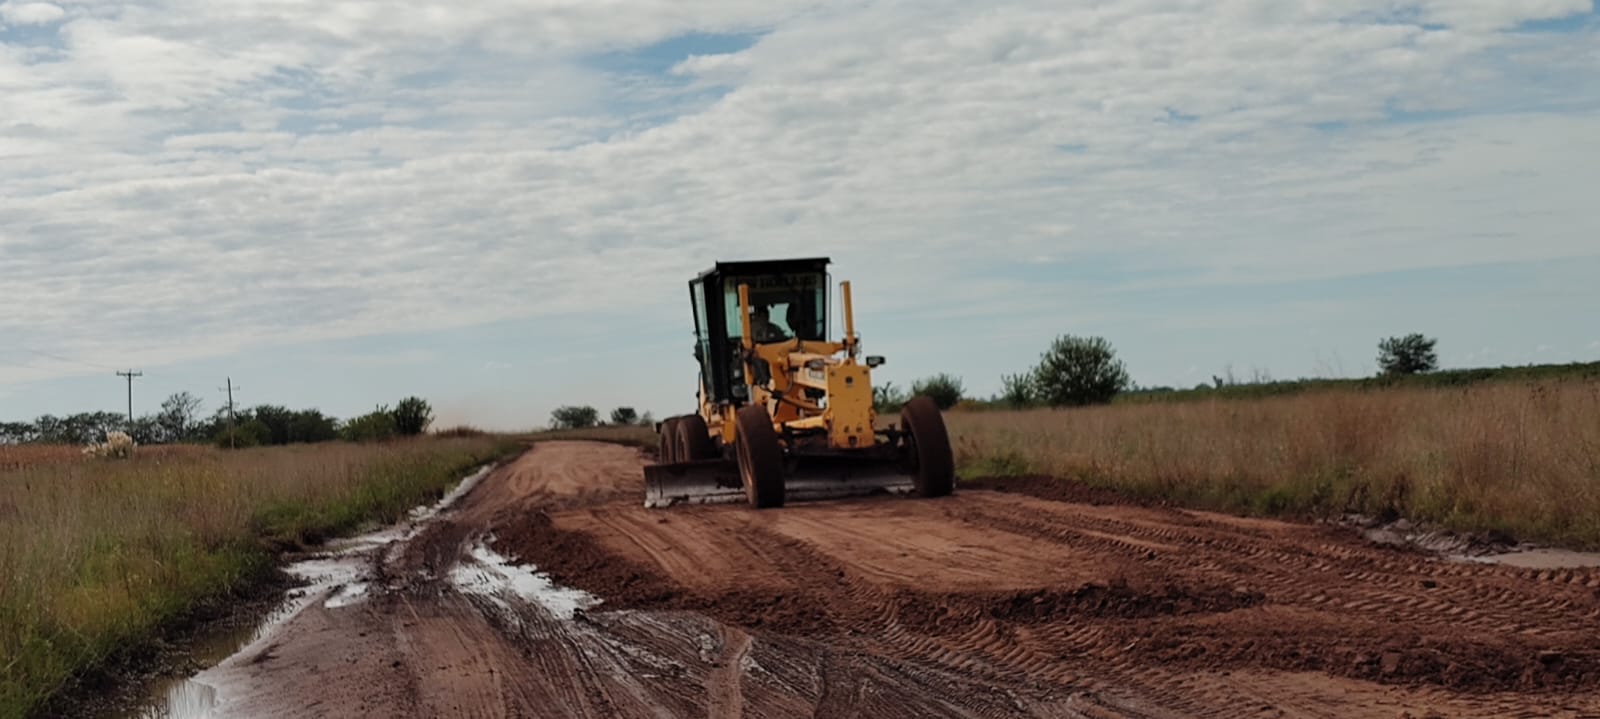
[2,0,1597,428]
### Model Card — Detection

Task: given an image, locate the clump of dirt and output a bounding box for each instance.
[893,581,1262,634]
[682,589,840,634]
[964,475,1150,507]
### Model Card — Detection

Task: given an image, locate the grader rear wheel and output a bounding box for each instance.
[735,405,785,508]
[676,414,719,461]
[901,396,954,498]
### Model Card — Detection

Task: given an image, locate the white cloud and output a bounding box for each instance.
[0,2,64,26]
[1,0,1598,386]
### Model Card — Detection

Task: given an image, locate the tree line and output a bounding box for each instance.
[874,332,1452,412]
[548,405,655,430]
[0,393,437,447]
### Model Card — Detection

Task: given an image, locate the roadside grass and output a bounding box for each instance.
[947,380,1600,549]
[0,444,208,472]
[0,436,521,719]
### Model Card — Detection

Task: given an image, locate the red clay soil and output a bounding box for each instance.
[191,442,1600,718]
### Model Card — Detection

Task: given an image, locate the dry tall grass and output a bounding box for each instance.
[947,381,1600,547]
[0,437,518,718]
[0,444,207,471]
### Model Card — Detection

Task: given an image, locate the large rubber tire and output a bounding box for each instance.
[658,418,681,463]
[675,414,719,461]
[901,396,955,498]
[735,405,786,508]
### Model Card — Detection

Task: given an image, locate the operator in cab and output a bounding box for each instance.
[750,304,786,343]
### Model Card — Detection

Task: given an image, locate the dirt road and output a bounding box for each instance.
[191,441,1600,717]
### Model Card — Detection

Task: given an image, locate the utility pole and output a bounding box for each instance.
[219,377,240,449]
[116,370,142,424]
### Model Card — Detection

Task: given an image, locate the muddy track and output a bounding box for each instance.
[174,442,1600,717]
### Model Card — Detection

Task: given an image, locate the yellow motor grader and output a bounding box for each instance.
[645,257,954,509]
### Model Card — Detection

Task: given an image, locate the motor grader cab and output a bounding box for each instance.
[645,257,955,509]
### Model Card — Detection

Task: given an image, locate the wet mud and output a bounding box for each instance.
[130,442,1600,717]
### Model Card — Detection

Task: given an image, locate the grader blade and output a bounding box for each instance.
[643,455,914,508]
[643,460,744,508]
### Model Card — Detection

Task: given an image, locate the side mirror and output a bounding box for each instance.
[865,355,886,368]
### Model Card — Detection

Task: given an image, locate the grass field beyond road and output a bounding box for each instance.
[0,437,519,719]
[948,380,1600,549]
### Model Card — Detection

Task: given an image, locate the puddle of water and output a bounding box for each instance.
[137,680,217,719]
[324,582,371,609]
[115,465,494,719]
[450,538,601,620]
[1357,518,1600,569]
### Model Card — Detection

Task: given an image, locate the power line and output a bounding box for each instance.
[7,344,120,373]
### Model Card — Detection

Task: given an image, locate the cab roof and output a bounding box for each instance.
[694,257,830,282]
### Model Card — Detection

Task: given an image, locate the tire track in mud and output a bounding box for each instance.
[512,501,1290,717]
[950,493,1600,694]
[705,626,751,719]
[486,443,1600,717]
[964,495,1600,625]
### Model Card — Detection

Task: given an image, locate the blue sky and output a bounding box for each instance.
[2,0,1598,429]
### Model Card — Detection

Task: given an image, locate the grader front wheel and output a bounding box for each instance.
[735,405,786,508]
[901,396,954,498]
[658,418,681,463]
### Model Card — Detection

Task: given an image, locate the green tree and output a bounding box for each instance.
[1033,335,1130,407]
[0,421,37,444]
[251,405,295,445]
[912,374,965,410]
[1377,333,1438,376]
[390,397,434,436]
[1000,372,1037,408]
[125,415,162,445]
[287,409,339,443]
[610,407,639,426]
[342,407,398,442]
[156,391,203,442]
[549,405,600,429]
[873,382,909,413]
[215,418,270,449]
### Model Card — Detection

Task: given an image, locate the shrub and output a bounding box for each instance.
[214,420,269,449]
[82,431,136,459]
[610,407,638,426]
[1000,372,1038,408]
[912,374,965,410]
[391,397,434,436]
[342,409,398,442]
[1033,335,1130,407]
[873,382,909,413]
[1378,333,1439,376]
[549,405,600,430]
